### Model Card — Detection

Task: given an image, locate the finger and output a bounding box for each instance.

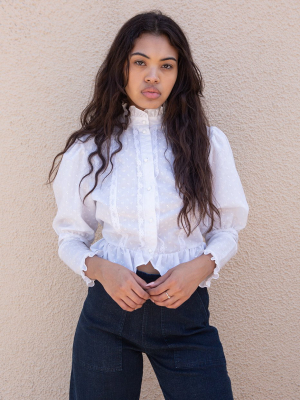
[154,295,181,308]
[123,295,140,309]
[118,298,136,312]
[145,271,171,288]
[166,298,183,309]
[146,277,175,296]
[132,273,149,289]
[131,276,151,300]
[127,289,147,306]
[151,290,177,303]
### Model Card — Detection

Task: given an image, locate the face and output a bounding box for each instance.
[124,33,178,111]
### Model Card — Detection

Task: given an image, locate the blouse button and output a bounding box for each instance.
[142,129,147,134]
[147,186,152,191]
[142,120,147,124]
[149,218,153,222]
[144,158,148,162]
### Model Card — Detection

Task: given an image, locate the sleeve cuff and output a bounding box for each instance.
[80,250,99,287]
[198,249,221,288]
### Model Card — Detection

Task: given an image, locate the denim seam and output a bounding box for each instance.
[195,289,209,321]
[142,301,146,349]
[75,358,123,372]
[174,355,227,369]
[117,309,127,336]
[160,306,177,367]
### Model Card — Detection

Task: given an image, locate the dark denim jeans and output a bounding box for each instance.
[69,270,234,399]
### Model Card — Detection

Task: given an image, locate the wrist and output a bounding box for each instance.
[85,255,106,281]
[193,253,216,276]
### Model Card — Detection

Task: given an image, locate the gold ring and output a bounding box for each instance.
[165,291,171,299]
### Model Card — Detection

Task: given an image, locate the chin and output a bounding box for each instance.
[128,96,163,110]
[141,98,163,109]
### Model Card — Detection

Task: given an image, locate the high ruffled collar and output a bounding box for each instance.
[122,102,164,127]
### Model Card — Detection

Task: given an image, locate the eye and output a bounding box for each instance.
[134,60,174,69]
[162,64,173,69]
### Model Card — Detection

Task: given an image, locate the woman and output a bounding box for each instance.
[48,10,249,400]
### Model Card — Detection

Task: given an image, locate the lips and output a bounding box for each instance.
[142,87,161,94]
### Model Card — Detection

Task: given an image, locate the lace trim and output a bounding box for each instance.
[80,250,99,287]
[126,103,164,117]
[121,102,164,121]
[158,236,165,254]
[202,249,220,288]
[109,138,121,234]
[133,128,145,248]
[152,127,164,253]
[152,126,159,178]
[155,186,164,253]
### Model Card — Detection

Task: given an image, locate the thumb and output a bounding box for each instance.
[145,271,171,288]
[131,273,149,290]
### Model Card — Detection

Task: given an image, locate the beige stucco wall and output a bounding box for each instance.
[0,1,299,399]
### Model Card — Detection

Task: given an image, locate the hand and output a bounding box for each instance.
[85,256,151,312]
[144,255,216,309]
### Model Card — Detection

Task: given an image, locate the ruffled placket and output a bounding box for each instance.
[121,102,164,258]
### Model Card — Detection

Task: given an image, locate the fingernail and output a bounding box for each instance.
[146,282,155,287]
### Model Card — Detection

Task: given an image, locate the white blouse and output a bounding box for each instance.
[52,103,249,289]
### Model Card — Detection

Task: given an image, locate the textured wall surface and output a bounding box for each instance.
[0,1,299,399]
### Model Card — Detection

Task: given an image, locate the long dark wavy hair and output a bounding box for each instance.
[47,10,221,236]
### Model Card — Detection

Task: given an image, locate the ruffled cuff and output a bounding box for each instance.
[198,249,221,288]
[80,250,100,287]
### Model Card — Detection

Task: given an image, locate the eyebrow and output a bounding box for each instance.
[130,52,177,62]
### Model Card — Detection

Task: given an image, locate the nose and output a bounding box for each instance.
[145,70,159,83]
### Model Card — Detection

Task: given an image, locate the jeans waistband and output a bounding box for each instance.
[135,269,161,284]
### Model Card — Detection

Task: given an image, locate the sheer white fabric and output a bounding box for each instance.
[52,103,249,288]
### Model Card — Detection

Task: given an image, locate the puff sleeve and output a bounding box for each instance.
[199,126,249,288]
[52,139,99,287]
